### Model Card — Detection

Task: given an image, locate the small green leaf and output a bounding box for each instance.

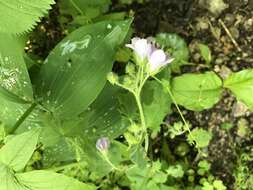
[0,0,55,34]
[35,20,131,120]
[16,170,96,190]
[213,180,227,190]
[156,33,189,72]
[188,128,212,148]
[224,69,253,108]
[171,72,223,111]
[166,164,184,178]
[59,0,111,28]
[198,43,212,65]
[0,128,40,171]
[126,161,168,190]
[142,81,172,132]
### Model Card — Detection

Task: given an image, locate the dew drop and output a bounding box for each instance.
[107,24,112,29]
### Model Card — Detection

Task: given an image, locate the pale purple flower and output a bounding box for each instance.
[96,137,110,152]
[126,37,173,73]
[126,37,152,61]
[148,49,173,72]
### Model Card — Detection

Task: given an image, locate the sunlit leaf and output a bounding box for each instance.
[16,170,96,190]
[171,72,223,111]
[224,69,253,108]
[0,128,40,171]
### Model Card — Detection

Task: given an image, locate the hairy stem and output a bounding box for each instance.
[134,93,149,153]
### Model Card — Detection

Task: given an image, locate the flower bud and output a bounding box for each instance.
[125,63,136,75]
[96,137,110,152]
[122,75,133,87]
[107,72,118,85]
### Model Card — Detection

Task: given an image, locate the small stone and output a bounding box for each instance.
[229,27,240,39]
[224,13,235,26]
[219,65,232,79]
[232,101,248,117]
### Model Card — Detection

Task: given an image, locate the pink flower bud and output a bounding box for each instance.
[96,137,110,152]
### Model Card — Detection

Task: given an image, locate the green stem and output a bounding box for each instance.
[10,102,37,134]
[134,93,149,153]
[152,76,194,141]
[101,152,121,171]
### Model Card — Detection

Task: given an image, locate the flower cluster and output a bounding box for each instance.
[126,37,173,73]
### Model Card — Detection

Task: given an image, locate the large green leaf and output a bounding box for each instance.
[0,99,44,134]
[0,0,55,34]
[16,170,96,190]
[224,69,253,108]
[35,20,131,120]
[0,163,95,190]
[41,84,129,167]
[0,34,33,102]
[171,72,223,111]
[0,163,23,190]
[0,128,40,172]
[0,34,36,133]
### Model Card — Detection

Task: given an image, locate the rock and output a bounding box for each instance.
[224,13,235,26]
[219,65,232,79]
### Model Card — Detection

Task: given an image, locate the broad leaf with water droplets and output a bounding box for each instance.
[35,20,132,120]
[0,34,33,102]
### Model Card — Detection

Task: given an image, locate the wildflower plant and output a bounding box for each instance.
[108,37,173,152]
[0,1,253,190]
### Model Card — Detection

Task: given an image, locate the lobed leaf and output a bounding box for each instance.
[0,0,55,34]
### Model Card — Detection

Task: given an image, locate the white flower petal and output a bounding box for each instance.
[126,37,152,60]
